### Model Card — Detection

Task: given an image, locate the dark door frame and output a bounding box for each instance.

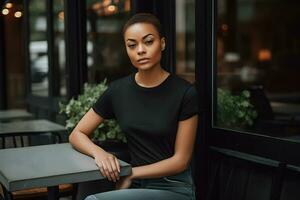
[64,0,87,99]
[194,0,213,199]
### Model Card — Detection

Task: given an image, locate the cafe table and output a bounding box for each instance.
[0,109,33,122]
[0,143,132,200]
[271,102,300,117]
[0,119,66,147]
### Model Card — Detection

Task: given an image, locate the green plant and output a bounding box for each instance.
[59,80,126,143]
[217,88,257,129]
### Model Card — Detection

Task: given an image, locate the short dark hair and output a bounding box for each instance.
[122,13,162,38]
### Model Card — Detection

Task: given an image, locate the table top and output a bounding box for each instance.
[0,143,132,191]
[271,102,300,115]
[0,119,66,136]
[0,109,33,122]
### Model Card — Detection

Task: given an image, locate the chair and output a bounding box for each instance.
[248,85,300,137]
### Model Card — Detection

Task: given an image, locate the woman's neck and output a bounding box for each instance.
[135,67,170,88]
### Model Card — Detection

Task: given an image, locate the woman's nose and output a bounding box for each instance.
[137,44,146,55]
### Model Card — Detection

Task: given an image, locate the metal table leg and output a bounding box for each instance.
[1,185,12,200]
[72,183,78,200]
[47,186,59,200]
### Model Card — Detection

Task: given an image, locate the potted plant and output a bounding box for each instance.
[217,88,257,130]
[59,79,129,160]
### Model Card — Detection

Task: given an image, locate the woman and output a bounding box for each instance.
[69,13,198,200]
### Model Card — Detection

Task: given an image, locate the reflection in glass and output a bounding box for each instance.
[53,0,66,96]
[29,0,49,96]
[175,0,195,83]
[86,0,132,83]
[216,0,300,139]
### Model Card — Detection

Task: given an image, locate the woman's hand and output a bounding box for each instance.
[94,151,120,182]
[116,167,135,189]
[115,175,133,189]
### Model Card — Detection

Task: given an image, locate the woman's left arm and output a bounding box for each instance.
[116,115,198,189]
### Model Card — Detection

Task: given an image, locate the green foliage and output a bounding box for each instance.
[59,80,126,143]
[217,88,257,129]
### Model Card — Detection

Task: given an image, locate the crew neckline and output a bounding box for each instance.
[131,73,172,91]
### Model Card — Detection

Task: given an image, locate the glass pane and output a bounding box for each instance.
[29,0,49,96]
[2,1,26,108]
[215,0,300,139]
[53,0,66,96]
[175,0,195,83]
[86,0,132,83]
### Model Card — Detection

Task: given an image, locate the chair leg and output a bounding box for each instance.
[20,136,24,147]
[28,136,32,146]
[1,137,5,149]
[0,137,3,149]
[13,136,17,148]
[52,133,62,144]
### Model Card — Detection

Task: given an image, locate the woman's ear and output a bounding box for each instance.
[161,37,166,51]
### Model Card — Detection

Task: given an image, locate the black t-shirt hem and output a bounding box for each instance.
[92,106,107,119]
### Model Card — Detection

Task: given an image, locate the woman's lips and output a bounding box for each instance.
[137,58,150,64]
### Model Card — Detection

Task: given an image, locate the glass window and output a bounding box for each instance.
[175,0,195,83]
[2,1,26,108]
[53,0,66,96]
[215,0,300,139]
[29,0,49,96]
[86,0,132,83]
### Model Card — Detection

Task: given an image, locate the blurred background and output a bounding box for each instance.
[1,0,300,199]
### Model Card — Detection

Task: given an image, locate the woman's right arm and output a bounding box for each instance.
[69,108,120,182]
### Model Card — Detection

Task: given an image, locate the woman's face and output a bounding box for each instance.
[124,23,165,71]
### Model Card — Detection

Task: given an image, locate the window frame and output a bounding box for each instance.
[24,0,69,118]
[206,0,300,167]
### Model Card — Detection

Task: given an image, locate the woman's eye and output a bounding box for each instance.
[127,44,136,48]
[145,40,153,45]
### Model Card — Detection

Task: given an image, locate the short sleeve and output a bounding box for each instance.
[92,85,115,119]
[179,85,199,121]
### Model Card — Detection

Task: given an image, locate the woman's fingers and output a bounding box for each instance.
[99,163,106,178]
[95,159,106,179]
[114,157,121,173]
[101,161,112,181]
[107,156,119,182]
[110,157,120,180]
[95,154,120,182]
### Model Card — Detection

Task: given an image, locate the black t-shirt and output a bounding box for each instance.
[93,73,198,167]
